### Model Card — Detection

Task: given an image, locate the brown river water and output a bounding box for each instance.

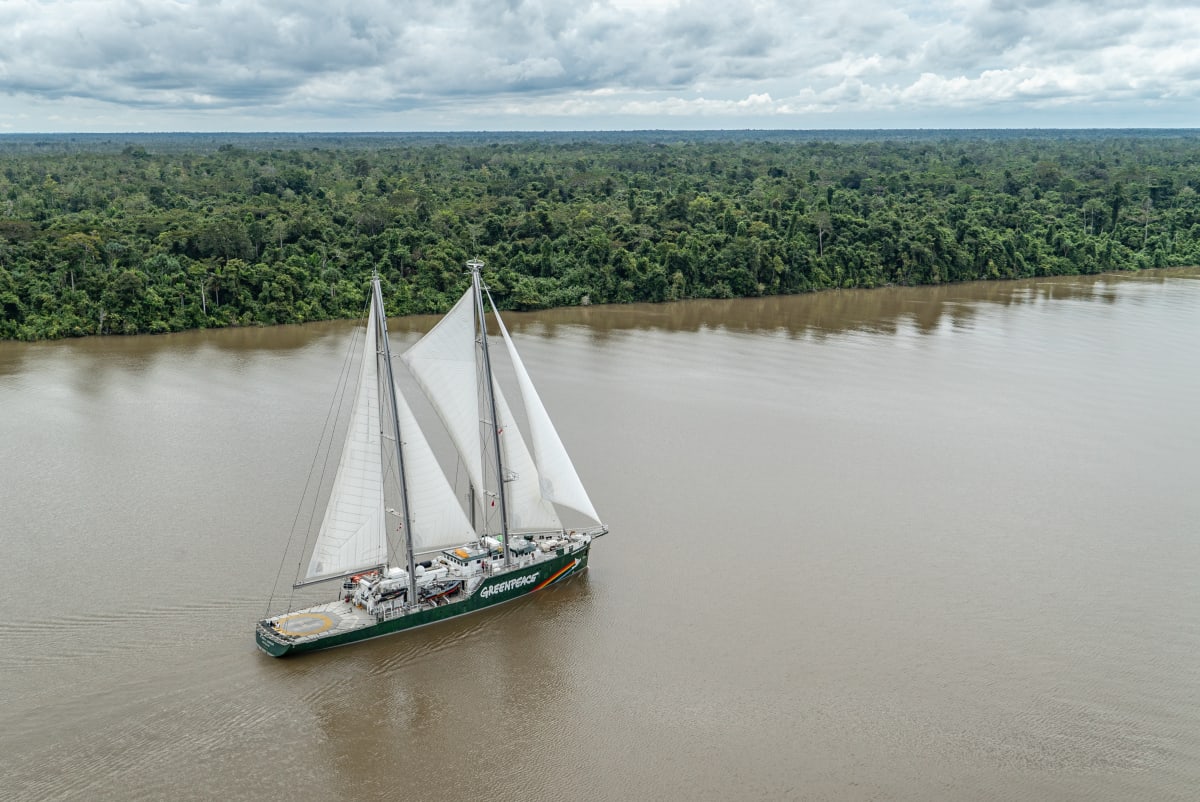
[1,269,1198,801]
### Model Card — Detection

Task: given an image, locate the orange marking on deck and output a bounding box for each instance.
[276,612,334,637]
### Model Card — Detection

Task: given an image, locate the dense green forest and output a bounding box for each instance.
[2,130,1199,340]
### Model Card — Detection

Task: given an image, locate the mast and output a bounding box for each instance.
[468,485,477,531]
[373,275,417,605]
[470,259,512,569]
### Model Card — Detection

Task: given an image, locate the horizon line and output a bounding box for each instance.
[4,126,1200,136]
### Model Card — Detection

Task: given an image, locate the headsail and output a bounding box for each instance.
[492,379,562,532]
[305,301,388,581]
[492,298,602,523]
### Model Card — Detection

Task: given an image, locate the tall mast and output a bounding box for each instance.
[470,259,512,569]
[373,275,417,604]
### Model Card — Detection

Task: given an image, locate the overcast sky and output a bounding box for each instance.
[2,0,1197,132]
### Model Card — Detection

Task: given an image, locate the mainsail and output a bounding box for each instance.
[392,379,476,553]
[401,289,487,505]
[305,302,388,580]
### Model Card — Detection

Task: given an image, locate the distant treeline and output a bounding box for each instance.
[2,130,1199,340]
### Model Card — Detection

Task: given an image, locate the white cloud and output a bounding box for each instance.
[617,92,780,116]
[0,0,1195,130]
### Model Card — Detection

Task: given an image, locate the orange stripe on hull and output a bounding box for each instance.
[533,560,576,592]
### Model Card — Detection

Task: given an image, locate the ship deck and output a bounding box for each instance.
[271,600,376,642]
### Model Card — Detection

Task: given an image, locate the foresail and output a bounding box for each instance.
[492,380,562,532]
[393,379,476,553]
[306,302,388,581]
[493,303,602,523]
[400,288,486,504]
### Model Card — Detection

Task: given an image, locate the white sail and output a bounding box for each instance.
[260,262,607,656]
[492,303,602,523]
[306,302,388,580]
[393,379,476,553]
[492,379,563,532]
[400,288,486,502]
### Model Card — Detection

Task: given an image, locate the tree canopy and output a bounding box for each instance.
[2,130,1198,340]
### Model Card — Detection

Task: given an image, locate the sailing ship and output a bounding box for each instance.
[255,260,606,657]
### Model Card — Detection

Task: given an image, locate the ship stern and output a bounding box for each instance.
[255,622,293,657]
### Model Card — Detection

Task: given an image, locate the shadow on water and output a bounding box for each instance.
[391,267,1200,342]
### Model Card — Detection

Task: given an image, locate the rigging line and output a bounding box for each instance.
[273,318,360,615]
[264,301,368,617]
[473,263,513,560]
[374,277,417,605]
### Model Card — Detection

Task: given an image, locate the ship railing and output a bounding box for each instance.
[259,622,294,642]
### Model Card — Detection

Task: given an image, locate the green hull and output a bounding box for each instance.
[256,545,589,657]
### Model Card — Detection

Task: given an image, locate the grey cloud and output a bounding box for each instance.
[3,0,808,108]
[0,0,1196,128]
